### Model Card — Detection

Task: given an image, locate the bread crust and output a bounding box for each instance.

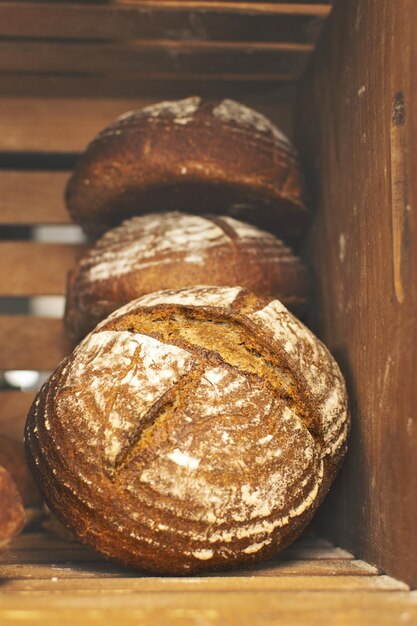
[0,435,42,510]
[0,465,25,547]
[64,212,309,341]
[65,98,308,241]
[25,286,349,574]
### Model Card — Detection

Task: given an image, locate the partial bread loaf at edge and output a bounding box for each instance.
[0,465,25,547]
[65,97,308,241]
[65,212,309,341]
[26,286,349,575]
[0,435,42,512]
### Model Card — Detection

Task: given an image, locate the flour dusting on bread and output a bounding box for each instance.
[213,99,290,146]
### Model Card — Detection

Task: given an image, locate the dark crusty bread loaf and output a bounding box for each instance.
[65,97,308,241]
[0,465,25,547]
[65,212,309,341]
[0,435,42,513]
[25,286,349,574]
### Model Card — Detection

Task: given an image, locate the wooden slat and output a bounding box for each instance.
[0,74,297,100]
[0,243,84,296]
[0,392,34,441]
[297,0,417,589]
[0,41,309,77]
[0,317,70,368]
[0,591,416,626]
[0,559,378,580]
[0,172,70,225]
[0,2,330,43]
[0,575,407,593]
[0,98,293,154]
[0,532,413,625]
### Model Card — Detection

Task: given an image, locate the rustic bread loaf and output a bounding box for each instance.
[25,286,348,575]
[0,465,25,548]
[65,212,309,341]
[0,435,42,513]
[65,97,308,241]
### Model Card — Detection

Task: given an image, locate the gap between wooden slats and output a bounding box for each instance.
[0,2,330,43]
[0,99,293,153]
[0,41,311,77]
[0,243,84,296]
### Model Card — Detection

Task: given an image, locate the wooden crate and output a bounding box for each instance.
[1,1,417,623]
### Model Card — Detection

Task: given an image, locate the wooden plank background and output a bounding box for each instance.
[297,0,417,589]
[0,41,312,77]
[0,2,330,44]
[0,98,294,153]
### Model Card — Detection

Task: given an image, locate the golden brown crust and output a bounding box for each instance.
[65,98,309,241]
[64,212,310,341]
[25,286,348,575]
[0,465,25,548]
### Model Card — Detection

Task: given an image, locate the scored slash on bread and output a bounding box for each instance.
[65,97,308,241]
[65,212,310,341]
[26,286,348,575]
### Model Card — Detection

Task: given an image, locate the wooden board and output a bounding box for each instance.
[0,2,330,43]
[1,531,416,626]
[0,41,310,77]
[0,74,297,100]
[0,172,70,225]
[0,243,85,296]
[0,317,70,369]
[1,593,416,626]
[297,0,417,589]
[0,98,293,154]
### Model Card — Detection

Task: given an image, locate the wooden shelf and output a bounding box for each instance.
[0,530,415,625]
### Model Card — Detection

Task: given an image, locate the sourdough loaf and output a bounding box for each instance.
[65,98,308,241]
[0,435,42,513]
[25,286,348,574]
[0,465,25,547]
[65,212,309,341]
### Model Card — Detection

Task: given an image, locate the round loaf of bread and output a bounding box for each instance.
[0,465,25,547]
[0,435,42,512]
[65,97,308,241]
[25,286,349,574]
[65,212,309,341]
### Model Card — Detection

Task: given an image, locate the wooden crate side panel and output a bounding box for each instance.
[297,0,417,588]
